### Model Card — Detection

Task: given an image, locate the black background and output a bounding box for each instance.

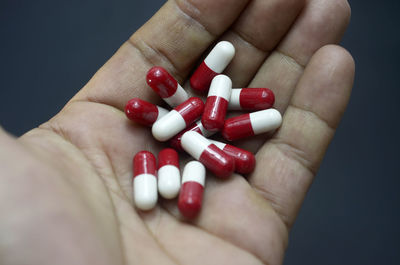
[0,0,399,264]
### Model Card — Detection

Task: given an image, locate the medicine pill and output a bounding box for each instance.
[125,98,168,126]
[201,75,232,131]
[169,120,215,151]
[147,66,189,107]
[157,148,181,199]
[152,97,204,142]
[181,131,235,179]
[209,139,255,175]
[133,151,158,210]
[178,161,206,219]
[228,88,275,111]
[190,41,235,93]
[222,109,282,141]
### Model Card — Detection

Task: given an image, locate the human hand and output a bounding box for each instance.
[0,0,354,264]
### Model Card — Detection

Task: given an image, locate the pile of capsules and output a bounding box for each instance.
[125,41,282,219]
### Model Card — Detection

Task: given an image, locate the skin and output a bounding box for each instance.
[0,0,354,264]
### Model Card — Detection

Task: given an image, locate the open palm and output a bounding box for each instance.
[0,0,354,264]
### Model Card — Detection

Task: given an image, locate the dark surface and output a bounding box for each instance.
[0,0,399,264]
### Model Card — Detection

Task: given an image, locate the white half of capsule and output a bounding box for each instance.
[156,106,169,120]
[196,120,215,137]
[181,131,211,160]
[207,75,232,101]
[204,41,235,73]
[158,165,181,199]
[163,84,189,107]
[228,88,242,110]
[152,110,187,141]
[134,173,158,211]
[208,139,227,150]
[249,109,283,135]
[182,161,206,186]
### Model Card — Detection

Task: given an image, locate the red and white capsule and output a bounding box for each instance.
[152,97,204,142]
[133,151,158,211]
[157,148,180,199]
[201,75,232,131]
[209,140,256,175]
[181,131,235,179]
[178,161,206,219]
[125,98,168,126]
[228,88,275,111]
[169,120,215,152]
[190,41,235,93]
[222,109,282,141]
[147,66,189,107]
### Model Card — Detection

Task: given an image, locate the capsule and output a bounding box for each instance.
[228,88,275,111]
[170,120,215,151]
[133,151,158,211]
[209,140,256,175]
[178,161,206,219]
[152,97,205,142]
[201,75,232,131]
[147,66,189,107]
[222,109,282,141]
[181,131,235,179]
[157,148,180,199]
[190,41,235,93]
[125,98,168,126]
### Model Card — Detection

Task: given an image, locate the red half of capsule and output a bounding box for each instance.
[133,151,157,176]
[201,96,229,132]
[158,148,179,169]
[190,61,218,93]
[199,144,235,178]
[222,114,254,141]
[178,181,204,219]
[240,88,275,110]
[175,97,205,125]
[221,144,255,175]
[146,66,178,98]
[125,98,159,126]
[169,123,203,151]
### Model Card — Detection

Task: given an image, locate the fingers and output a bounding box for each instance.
[250,0,351,112]
[224,0,351,154]
[221,0,305,87]
[249,45,355,228]
[74,0,249,110]
[278,0,351,66]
